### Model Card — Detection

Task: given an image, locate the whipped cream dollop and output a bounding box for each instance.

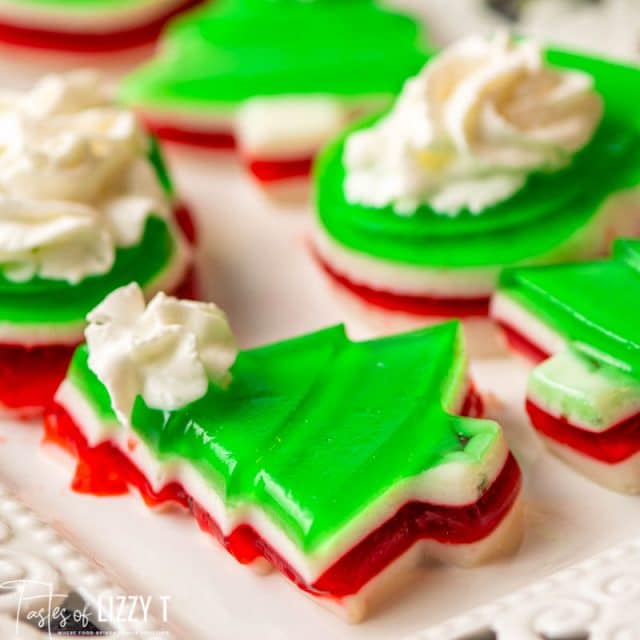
[0,71,171,283]
[86,284,238,422]
[344,32,604,216]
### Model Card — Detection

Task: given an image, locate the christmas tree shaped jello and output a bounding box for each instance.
[492,239,640,493]
[46,284,523,621]
[0,0,203,53]
[313,33,640,343]
[120,0,432,186]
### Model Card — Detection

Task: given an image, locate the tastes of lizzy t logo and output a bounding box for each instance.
[1,579,90,637]
[0,579,171,638]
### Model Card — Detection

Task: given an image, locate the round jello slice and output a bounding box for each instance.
[0,0,204,53]
[492,238,640,493]
[46,284,523,621]
[119,0,432,189]
[313,33,640,350]
[0,71,192,417]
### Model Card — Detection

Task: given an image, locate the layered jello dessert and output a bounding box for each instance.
[120,0,431,188]
[492,239,640,493]
[46,284,523,621]
[313,33,640,345]
[0,0,203,53]
[0,71,192,417]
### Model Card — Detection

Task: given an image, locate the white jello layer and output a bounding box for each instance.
[316,186,640,299]
[0,231,191,347]
[0,0,187,31]
[235,96,387,161]
[55,375,510,586]
[315,224,497,298]
[490,292,568,357]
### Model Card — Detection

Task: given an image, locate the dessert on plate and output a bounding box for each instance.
[0,0,203,54]
[45,284,523,621]
[313,32,640,345]
[120,0,431,188]
[0,71,192,418]
[492,239,640,493]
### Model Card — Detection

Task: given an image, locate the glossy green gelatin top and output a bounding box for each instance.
[500,239,640,379]
[315,50,640,269]
[120,0,432,110]
[67,321,502,552]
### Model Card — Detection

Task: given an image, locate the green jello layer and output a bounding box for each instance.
[120,0,432,110]
[0,216,178,326]
[148,136,174,197]
[500,238,640,379]
[315,49,640,269]
[67,322,502,553]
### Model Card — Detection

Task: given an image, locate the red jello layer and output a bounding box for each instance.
[171,265,198,301]
[461,384,484,419]
[0,343,76,416]
[246,156,314,183]
[192,454,520,599]
[527,399,640,464]
[317,256,491,319]
[44,405,190,504]
[496,321,551,364]
[173,202,198,247]
[43,389,521,602]
[0,0,203,53]
[142,119,236,151]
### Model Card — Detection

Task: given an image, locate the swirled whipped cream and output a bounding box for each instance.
[0,71,171,283]
[344,32,603,216]
[86,283,238,422]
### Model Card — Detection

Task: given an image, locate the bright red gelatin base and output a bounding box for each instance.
[43,388,521,602]
[173,202,198,247]
[142,120,237,151]
[527,399,640,464]
[246,156,314,183]
[317,256,491,319]
[0,344,76,417]
[0,0,203,53]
